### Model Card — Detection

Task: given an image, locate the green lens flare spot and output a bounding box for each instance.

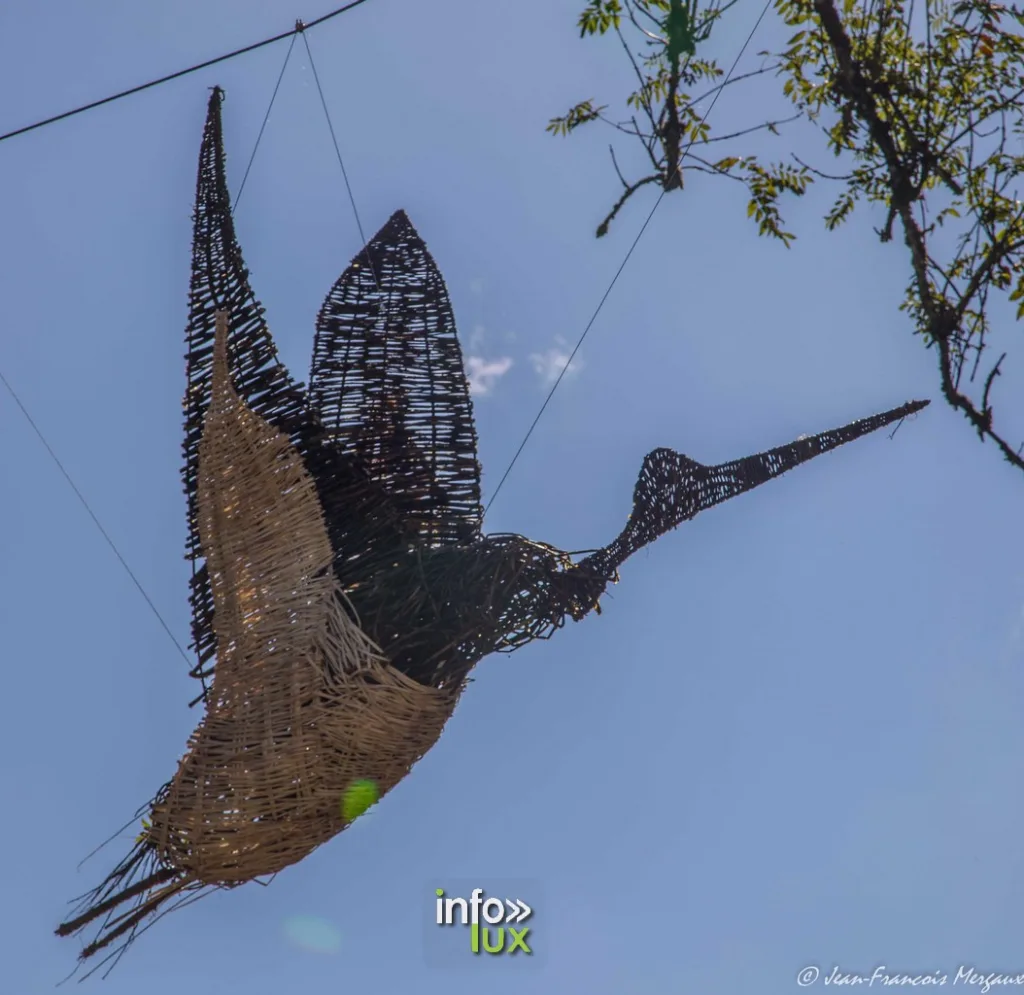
[341,779,379,822]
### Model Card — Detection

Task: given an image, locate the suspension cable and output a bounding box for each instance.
[484,0,775,516]
[0,0,376,145]
[0,46,304,670]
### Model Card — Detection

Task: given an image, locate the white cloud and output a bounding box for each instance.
[465,355,513,396]
[529,341,582,386]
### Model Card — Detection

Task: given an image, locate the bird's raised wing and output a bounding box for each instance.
[182,88,313,691]
[182,90,412,697]
[308,210,483,547]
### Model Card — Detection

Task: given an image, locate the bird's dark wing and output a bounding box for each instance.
[308,210,483,547]
[575,398,930,587]
[182,88,312,691]
[182,89,410,696]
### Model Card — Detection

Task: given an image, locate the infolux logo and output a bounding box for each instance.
[435,888,533,955]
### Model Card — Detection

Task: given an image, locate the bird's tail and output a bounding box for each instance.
[55,831,206,980]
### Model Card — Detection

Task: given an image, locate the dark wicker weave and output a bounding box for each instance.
[56,87,929,974]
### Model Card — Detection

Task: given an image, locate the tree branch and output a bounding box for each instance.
[811,0,1024,472]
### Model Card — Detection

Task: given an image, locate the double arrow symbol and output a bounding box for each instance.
[503,899,532,923]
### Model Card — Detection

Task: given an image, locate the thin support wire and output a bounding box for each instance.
[300,29,380,290]
[0,50,300,674]
[234,33,298,212]
[484,0,776,516]
[0,368,191,665]
[0,0,376,145]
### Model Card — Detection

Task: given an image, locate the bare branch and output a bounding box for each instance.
[596,174,662,237]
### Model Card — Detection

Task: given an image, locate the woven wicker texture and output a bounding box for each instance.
[56,85,929,973]
[56,313,459,969]
[150,311,454,884]
[310,209,482,546]
[570,399,930,598]
[182,88,312,694]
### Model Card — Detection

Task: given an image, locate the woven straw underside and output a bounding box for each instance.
[150,314,459,885]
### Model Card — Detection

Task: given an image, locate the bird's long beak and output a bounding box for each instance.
[569,398,929,601]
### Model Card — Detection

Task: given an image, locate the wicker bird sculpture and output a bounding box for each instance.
[57,87,928,973]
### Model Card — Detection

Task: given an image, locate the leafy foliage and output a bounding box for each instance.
[771,0,1024,470]
[547,0,805,239]
[550,0,1024,473]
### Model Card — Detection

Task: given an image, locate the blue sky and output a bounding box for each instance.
[2,1,1023,992]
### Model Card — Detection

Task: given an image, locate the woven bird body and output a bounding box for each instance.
[148,312,456,888]
[57,87,928,974]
